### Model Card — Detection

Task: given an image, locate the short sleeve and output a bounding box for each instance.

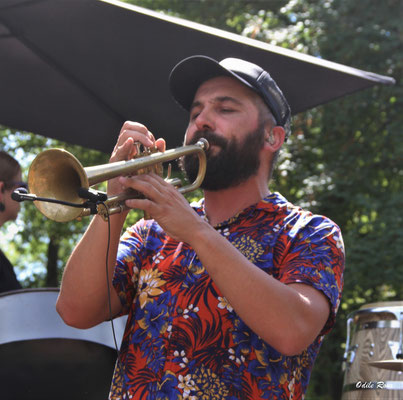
[277,215,345,335]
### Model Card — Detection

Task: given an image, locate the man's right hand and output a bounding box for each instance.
[107,121,166,197]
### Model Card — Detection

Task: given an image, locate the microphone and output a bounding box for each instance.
[77,187,108,203]
[11,187,35,202]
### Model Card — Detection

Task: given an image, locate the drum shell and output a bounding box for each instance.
[0,288,127,400]
[342,301,403,400]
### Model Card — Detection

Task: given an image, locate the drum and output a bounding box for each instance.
[342,301,403,399]
[0,288,127,400]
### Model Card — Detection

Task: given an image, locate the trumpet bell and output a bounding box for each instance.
[28,149,89,222]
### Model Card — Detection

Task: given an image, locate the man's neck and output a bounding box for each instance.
[203,177,270,226]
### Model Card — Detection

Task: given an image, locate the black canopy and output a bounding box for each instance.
[0,0,395,152]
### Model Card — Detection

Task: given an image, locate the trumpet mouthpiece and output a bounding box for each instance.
[197,138,209,151]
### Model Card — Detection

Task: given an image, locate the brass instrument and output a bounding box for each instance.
[27,139,209,222]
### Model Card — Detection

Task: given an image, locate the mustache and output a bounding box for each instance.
[186,130,227,150]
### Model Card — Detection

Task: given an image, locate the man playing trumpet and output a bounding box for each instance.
[56,55,344,400]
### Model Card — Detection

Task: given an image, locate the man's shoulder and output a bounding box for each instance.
[260,192,342,237]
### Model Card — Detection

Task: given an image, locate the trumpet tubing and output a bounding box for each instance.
[28,139,209,222]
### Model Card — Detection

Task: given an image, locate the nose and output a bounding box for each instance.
[194,109,215,132]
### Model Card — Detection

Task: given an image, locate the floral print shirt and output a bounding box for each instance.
[110,192,344,400]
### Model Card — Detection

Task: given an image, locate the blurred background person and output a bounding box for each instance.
[0,150,24,293]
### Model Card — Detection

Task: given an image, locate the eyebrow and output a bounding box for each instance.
[190,96,244,112]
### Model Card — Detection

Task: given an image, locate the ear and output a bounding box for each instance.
[264,125,285,152]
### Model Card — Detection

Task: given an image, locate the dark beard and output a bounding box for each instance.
[181,123,265,191]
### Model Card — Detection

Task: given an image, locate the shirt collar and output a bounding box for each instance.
[191,192,291,228]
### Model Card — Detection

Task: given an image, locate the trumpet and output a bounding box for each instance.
[25,139,209,222]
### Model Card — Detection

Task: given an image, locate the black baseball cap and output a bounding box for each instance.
[169,55,291,138]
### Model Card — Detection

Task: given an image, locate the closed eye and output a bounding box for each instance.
[190,112,200,121]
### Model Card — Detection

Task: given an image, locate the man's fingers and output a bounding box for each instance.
[125,197,155,216]
[155,138,166,153]
[119,174,166,202]
[112,122,166,163]
[111,137,134,162]
[115,122,154,151]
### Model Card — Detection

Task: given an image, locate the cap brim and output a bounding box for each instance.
[169,55,252,111]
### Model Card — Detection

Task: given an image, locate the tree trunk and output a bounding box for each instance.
[46,237,59,287]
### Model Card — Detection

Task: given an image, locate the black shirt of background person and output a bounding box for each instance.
[0,249,22,293]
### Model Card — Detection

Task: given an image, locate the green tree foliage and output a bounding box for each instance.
[1,1,400,398]
[284,2,402,398]
[127,0,288,33]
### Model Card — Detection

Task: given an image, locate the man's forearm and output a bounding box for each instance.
[56,213,126,328]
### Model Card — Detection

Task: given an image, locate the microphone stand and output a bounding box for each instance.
[11,187,108,216]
